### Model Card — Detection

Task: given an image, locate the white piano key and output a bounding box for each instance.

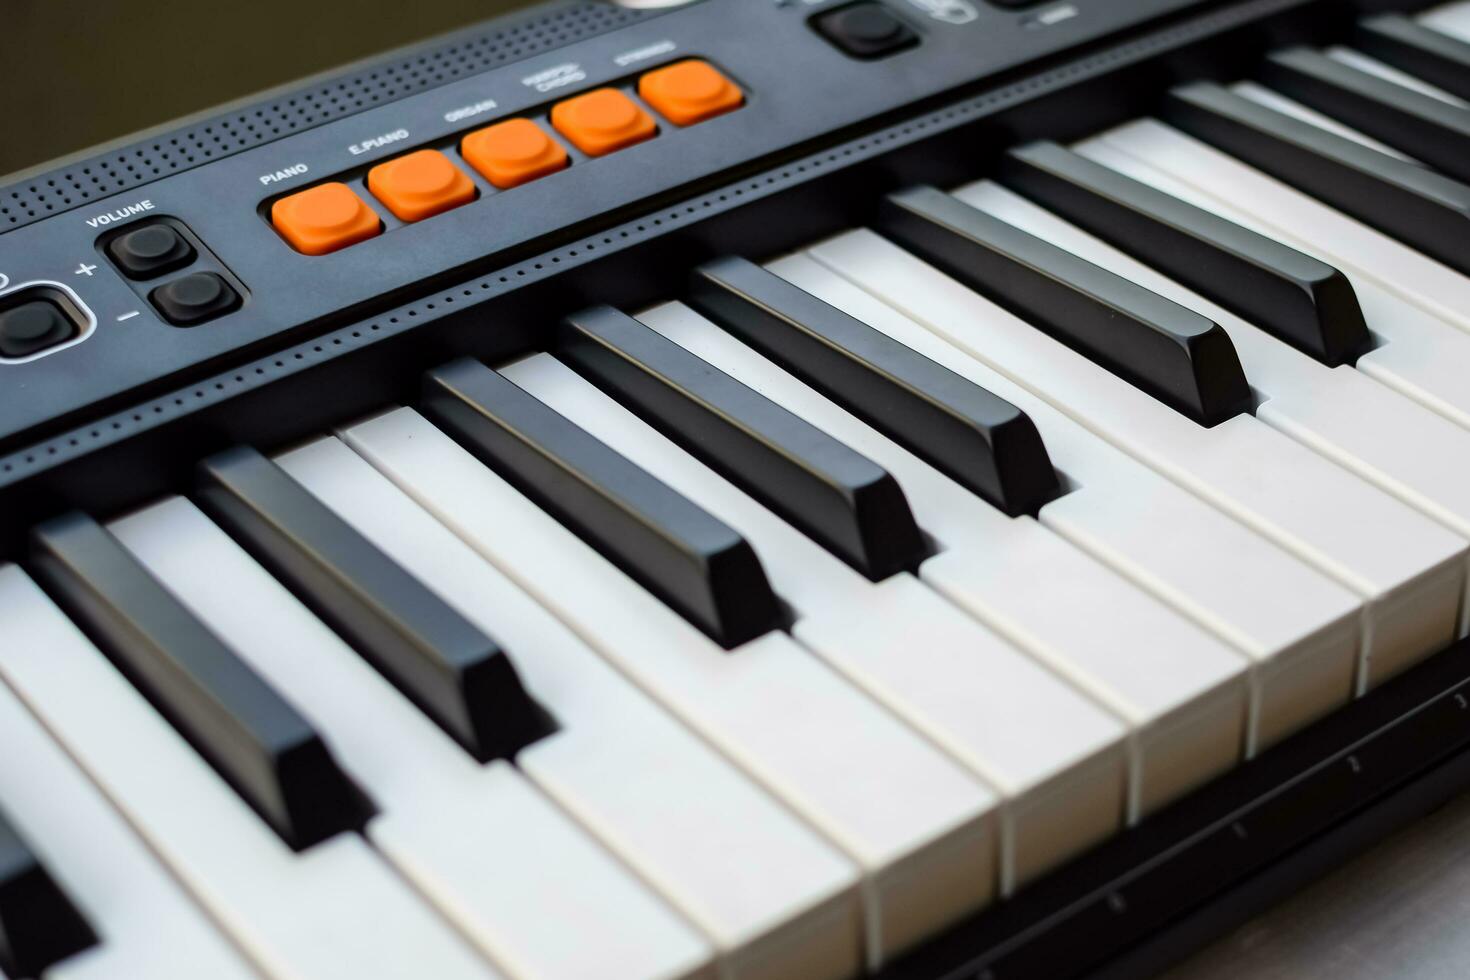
[273,438,864,980]
[1326,46,1470,105]
[0,663,253,980]
[338,407,998,968]
[769,252,1362,755]
[109,497,724,980]
[502,351,1128,893]
[1420,1,1470,41]
[1075,130,1470,436]
[1232,80,1416,158]
[0,565,499,980]
[1353,319,1470,434]
[803,227,1466,691]
[960,180,1470,632]
[1083,118,1470,343]
[632,301,1251,819]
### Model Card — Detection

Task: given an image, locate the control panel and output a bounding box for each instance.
[0,0,1208,446]
[265,59,745,257]
[96,217,247,325]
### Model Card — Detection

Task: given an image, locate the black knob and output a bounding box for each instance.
[108,223,196,280]
[150,273,241,326]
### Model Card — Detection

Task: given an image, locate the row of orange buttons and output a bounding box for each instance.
[272,60,744,256]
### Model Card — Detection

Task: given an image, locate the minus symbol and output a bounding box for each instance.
[116,311,141,322]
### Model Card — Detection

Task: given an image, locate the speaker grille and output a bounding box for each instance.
[0,2,649,234]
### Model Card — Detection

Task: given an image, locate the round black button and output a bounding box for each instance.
[4,305,61,341]
[150,273,241,326]
[107,222,196,280]
[123,226,181,261]
[837,7,905,42]
[813,3,919,60]
[169,273,225,309]
[0,300,77,358]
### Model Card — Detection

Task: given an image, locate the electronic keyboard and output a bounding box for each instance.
[5,0,1470,976]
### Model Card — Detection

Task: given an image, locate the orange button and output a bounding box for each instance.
[462,119,570,189]
[639,61,744,126]
[271,182,382,256]
[551,89,658,157]
[367,149,477,222]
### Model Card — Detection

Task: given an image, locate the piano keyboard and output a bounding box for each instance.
[10,0,1470,977]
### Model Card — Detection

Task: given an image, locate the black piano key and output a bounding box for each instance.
[28,513,370,851]
[1354,14,1470,102]
[687,256,1060,517]
[1259,46,1470,182]
[999,140,1372,367]
[876,184,1254,428]
[422,357,784,649]
[557,305,927,581]
[1162,81,1470,276]
[0,807,95,978]
[196,446,555,764]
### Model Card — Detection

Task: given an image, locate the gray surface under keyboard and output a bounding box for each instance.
[1165,789,1470,979]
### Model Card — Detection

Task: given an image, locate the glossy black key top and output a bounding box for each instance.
[876,185,1253,428]
[688,256,1060,516]
[1354,14,1470,102]
[1259,46,1470,182]
[999,140,1372,366]
[0,806,95,978]
[558,305,926,580]
[28,512,369,850]
[1162,81,1470,276]
[196,446,555,763]
[422,357,783,649]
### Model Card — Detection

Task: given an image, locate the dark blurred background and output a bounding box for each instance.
[0,0,541,179]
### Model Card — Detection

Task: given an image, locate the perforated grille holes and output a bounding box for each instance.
[0,2,647,231]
